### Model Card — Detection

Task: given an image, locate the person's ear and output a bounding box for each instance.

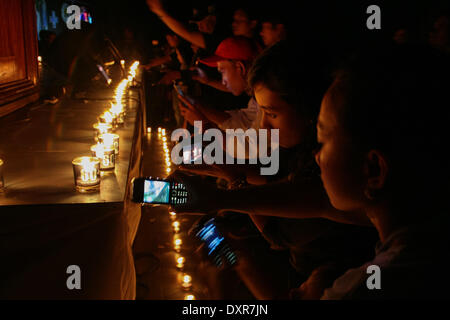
[235,61,246,77]
[363,150,389,200]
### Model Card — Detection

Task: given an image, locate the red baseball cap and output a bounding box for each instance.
[199,36,259,67]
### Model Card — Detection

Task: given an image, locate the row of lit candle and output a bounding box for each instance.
[72,61,140,193]
[171,212,195,299]
[170,208,195,299]
[154,128,196,299]
[0,158,4,192]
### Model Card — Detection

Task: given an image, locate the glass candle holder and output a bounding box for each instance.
[93,123,113,141]
[182,274,192,290]
[0,159,4,191]
[72,157,100,193]
[98,111,116,128]
[172,221,180,233]
[110,103,125,125]
[99,133,119,155]
[91,144,115,171]
[176,256,185,270]
[174,238,182,253]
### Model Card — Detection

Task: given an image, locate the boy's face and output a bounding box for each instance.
[232,9,255,37]
[260,22,283,47]
[315,85,366,211]
[217,60,247,96]
[254,84,307,148]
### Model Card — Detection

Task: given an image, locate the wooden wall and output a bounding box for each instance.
[0,0,39,118]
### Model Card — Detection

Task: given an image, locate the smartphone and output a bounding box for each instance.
[192,217,238,268]
[173,83,196,105]
[132,177,188,205]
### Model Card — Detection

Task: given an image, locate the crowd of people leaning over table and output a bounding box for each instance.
[134,0,450,299]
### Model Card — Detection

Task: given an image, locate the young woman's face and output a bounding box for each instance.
[254,84,308,148]
[315,85,367,211]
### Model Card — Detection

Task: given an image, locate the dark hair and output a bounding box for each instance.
[330,43,450,208]
[248,40,331,120]
[39,30,56,42]
[233,3,260,22]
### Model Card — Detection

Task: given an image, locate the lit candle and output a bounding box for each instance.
[176,256,185,269]
[169,211,177,221]
[172,221,180,233]
[174,238,182,252]
[147,127,152,133]
[0,158,4,191]
[110,103,124,124]
[162,129,166,135]
[91,144,115,171]
[72,157,100,193]
[184,294,196,300]
[182,274,192,290]
[93,122,112,141]
[99,133,119,155]
[99,111,114,124]
[158,127,162,133]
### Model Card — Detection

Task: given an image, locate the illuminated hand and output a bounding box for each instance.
[146,0,164,14]
[179,103,206,126]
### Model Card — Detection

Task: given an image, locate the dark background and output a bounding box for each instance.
[37,0,450,63]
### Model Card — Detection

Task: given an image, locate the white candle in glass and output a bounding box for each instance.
[72,157,100,192]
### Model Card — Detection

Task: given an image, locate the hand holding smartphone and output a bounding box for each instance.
[132,177,189,206]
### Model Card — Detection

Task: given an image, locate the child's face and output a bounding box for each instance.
[315,85,367,211]
[254,84,308,148]
[217,60,247,96]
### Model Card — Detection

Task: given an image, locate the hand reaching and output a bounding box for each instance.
[146,0,164,14]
